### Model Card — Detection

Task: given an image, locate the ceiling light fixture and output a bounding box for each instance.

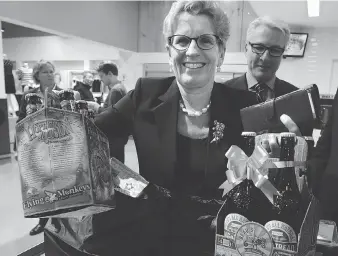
[307,0,320,17]
[1,29,4,33]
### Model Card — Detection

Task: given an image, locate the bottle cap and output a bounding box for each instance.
[280,132,296,138]
[241,131,257,137]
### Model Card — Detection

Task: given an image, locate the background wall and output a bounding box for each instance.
[137,1,258,52]
[0,1,139,51]
[3,36,121,61]
[278,27,338,95]
[1,1,337,96]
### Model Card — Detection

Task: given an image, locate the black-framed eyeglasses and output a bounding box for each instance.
[168,34,221,51]
[248,42,285,57]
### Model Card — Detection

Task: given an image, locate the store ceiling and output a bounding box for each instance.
[249,1,338,28]
[1,21,54,39]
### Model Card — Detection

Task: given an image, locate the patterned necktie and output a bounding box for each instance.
[252,83,269,103]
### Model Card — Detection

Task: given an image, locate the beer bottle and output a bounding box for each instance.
[59,89,75,111]
[241,131,256,195]
[218,131,274,254]
[304,136,314,161]
[241,131,256,156]
[226,131,273,224]
[87,109,95,122]
[274,133,301,226]
[221,133,257,241]
[25,93,43,115]
[75,100,89,117]
[266,132,301,255]
[299,136,314,206]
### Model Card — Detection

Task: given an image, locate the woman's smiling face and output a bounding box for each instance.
[167,12,224,91]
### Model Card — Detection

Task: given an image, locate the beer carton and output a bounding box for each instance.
[215,133,320,256]
[16,107,115,218]
[215,196,319,256]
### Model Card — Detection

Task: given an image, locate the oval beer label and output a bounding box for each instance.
[235,222,273,256]
[265,220,298,253]
[224,213,249,238]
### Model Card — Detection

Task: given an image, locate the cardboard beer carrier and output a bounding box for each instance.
[215,133,320,256]
[16,105,115,218]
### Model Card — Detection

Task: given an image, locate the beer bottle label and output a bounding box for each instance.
[235,222,274,256]
[265,220,298,255]
[215,214,249,256]
[224,213,249,239]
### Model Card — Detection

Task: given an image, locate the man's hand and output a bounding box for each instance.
[260,114,302,157]
[280,114,302,136]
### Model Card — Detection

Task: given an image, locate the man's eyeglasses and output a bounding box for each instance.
[168,34,221,51]
[248,42,285,57]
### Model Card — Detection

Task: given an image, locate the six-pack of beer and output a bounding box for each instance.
[215,132,319,256]
[16,89,115,218]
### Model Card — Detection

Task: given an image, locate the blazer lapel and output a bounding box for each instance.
[151,79,179,163]
[209,83,239,145]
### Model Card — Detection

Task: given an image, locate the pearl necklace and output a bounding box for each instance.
[179,100,211,117]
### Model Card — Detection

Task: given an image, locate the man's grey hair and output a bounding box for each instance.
[247,16,290,46]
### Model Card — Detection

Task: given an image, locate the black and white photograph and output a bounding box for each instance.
[0,1,337,256]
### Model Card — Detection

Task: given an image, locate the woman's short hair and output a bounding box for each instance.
[32,60,55,84]
[163,1,230,47]
[247,16,290,46]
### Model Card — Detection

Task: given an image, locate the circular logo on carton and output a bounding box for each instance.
[224,213,249,239]
[235,222,273,256]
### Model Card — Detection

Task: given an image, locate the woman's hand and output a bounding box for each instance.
[87,101,100,113]
[73,90,81,101]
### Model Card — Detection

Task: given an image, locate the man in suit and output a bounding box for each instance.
[224,16,298,101]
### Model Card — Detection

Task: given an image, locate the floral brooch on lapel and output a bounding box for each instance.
[211,120,225,144]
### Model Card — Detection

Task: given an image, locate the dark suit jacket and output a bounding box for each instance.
[224,74,298,98]
[311,90,338,223]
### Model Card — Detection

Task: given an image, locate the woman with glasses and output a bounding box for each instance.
[43,1,257,256]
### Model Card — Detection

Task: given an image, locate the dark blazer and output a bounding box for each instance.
[224,74,298,97]
[311,90,338,223]
[95,76,257,189]
[92,77,257,254]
